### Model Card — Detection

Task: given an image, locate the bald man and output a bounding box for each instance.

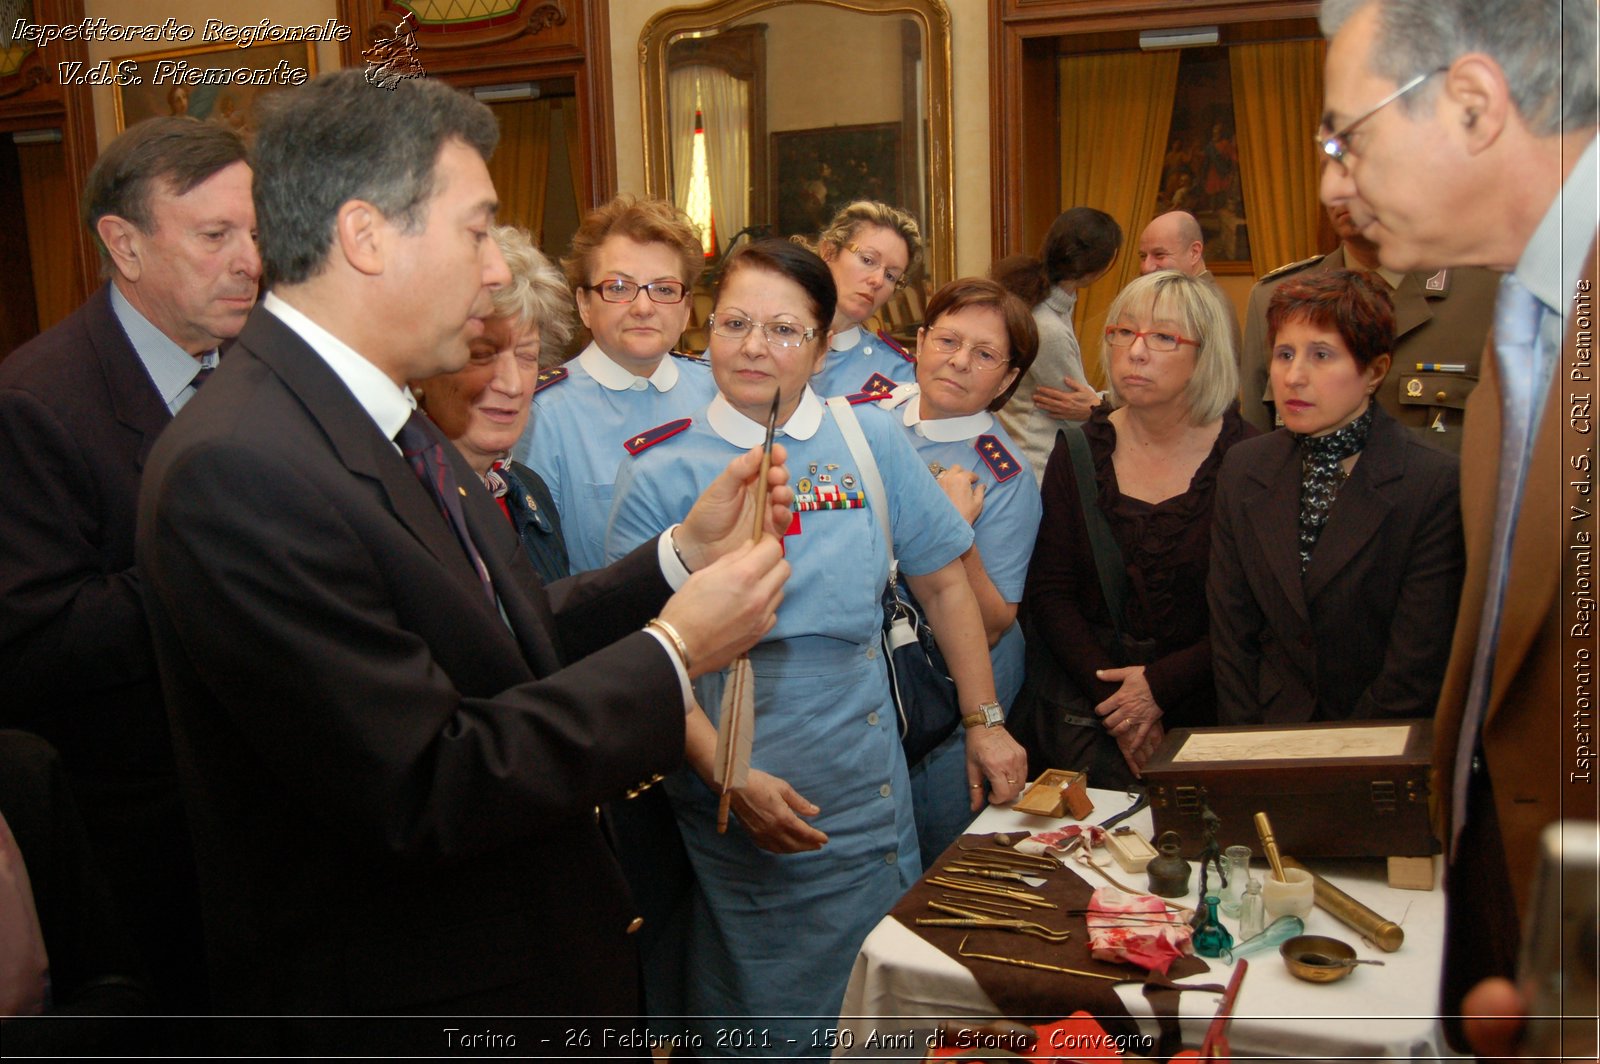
[1136,210,1242,360]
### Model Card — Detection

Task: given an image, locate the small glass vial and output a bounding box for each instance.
[1220,844,1251,916]
[1238,875,1266,940]
[1193,894,1234,958]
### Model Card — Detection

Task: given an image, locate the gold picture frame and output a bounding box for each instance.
[111,41,317,135]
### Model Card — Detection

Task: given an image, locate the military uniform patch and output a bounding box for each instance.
[856,371,899,398]
[534,366,568,393]
[975,434,1021,483]
[623,418,692,456]
[1259,254,1323,283]
[876,329,913,360]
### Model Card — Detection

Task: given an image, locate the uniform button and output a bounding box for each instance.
[1436,390,1449,402]
[594,806,602,822]
[879,783,892,798]
[865,646,877,660]
[626,917,645,934]
[867,712,880,726]
[863,345,875,355]
[885,852,898,865]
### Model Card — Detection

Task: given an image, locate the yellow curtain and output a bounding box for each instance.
[1231,40,1326,276]
[1058,51,1179,387]
[561,99,583,208]
[488,99,554,242]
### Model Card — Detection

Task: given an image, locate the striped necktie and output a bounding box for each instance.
[395,410,495,605]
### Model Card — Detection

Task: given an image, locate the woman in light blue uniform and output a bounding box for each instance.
[808,200,923,398]
[606,241,1027,1056]
[511,195,718,572]
[875,277,1044,868]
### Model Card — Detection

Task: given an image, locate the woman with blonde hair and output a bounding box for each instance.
[806,200,924,398]
[1019,270,1255,787]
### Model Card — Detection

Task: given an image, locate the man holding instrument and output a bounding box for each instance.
[136,70,791,1046]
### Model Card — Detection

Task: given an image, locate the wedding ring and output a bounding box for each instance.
[970,784,982,790]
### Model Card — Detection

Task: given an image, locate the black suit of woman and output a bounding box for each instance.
[1208,404,1465,724]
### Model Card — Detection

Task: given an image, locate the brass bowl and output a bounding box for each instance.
[1281,934,1358,983]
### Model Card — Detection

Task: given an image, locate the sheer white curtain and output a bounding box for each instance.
[698,67,750,243]
[668,67,700,215]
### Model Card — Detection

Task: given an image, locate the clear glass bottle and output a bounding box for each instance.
[1238,875,1266,939]
[1221,914,1304,965]
[1220,844,1252,916]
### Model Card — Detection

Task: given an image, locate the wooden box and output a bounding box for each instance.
[1014,768,1092,819]
[1142,720,1438,859]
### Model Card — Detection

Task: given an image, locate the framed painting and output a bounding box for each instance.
[1155,47,1250,271]
[111,41,316,135]
[769,122,902,241]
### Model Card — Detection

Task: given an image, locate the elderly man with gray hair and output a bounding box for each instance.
[1319,0,1596,1054]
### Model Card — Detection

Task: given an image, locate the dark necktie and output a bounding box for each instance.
[395,410,495,605]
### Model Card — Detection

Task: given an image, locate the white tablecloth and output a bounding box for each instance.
[838,790,1463,1061]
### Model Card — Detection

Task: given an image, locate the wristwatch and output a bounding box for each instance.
[961,701,1004,729]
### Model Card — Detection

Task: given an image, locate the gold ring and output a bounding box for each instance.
[969,784,982,790]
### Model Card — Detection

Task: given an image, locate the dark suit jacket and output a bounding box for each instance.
[1209,404,1465,724]
[1239,248,1499,452]
[136,306,686,1019]
[0,283,205,1010]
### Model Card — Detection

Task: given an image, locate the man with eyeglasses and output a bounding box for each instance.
[1320,0,1596,1054]
[511,195,719,573]
[1237,201,1498,450]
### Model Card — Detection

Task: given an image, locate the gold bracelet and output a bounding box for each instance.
[645,617,692,674]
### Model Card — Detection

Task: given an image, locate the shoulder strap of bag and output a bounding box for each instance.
[1059,423,1132,636]
[826,395,897,584]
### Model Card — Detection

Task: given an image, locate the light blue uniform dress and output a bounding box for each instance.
[607,388,973,1057]
[810,323,918,398]
[513,342,717,572]
[877,384,1042,869]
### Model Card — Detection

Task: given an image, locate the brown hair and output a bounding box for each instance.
[991,206,1122,308]
[1265,269,1395,370]
[562,195,704,292]
[922,277,1040,411]
[809,200,924,282]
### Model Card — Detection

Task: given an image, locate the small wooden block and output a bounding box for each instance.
[1105,825,1157,874]
[1386,855,1437,891]
[1062,773,1094,820]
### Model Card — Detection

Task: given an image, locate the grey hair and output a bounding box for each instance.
[488,225,575,355]
[1320,0,1596,136]
[1101,270,1239,426]
[252,69,499,285]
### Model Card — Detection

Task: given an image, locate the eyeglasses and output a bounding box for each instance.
[1104,325,1200,353]
[843,243,907,290]
[923,328,1009,371]
[582,278,688,304]
[1315,67,1447,168]
[707,312,819,348]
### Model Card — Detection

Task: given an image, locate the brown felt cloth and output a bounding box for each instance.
[891,834,1216,1042]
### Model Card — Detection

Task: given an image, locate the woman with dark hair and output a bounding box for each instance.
[606,240,1025,1054]
[1209,269,1464,723]
[872,277,1042,866]
[992,206,1124,483]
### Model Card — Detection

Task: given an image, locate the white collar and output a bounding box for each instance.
[830,324,864,351]
[893,382,994,442]
[706,387,824,446]
[577,340,681,392]
[263,292,415,441]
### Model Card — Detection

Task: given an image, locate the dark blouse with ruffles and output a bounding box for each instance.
[1023,404,1256,730]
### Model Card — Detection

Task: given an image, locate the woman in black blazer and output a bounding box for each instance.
[1208,270,1464,723]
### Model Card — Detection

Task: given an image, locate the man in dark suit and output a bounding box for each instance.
[1320,0,1596,1053]
[135,70,790,1045]
[1238,201,1498,450]
[0,117,258,1012]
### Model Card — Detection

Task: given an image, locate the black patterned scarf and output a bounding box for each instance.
[1294,406,1373,573]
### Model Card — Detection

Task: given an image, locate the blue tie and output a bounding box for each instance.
[1449,273,1546,854]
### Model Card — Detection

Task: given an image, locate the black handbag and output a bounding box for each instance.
[827,396,963,767]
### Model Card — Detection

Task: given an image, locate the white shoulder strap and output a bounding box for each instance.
[825,395,897,583]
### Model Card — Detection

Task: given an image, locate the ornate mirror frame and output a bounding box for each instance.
[640,0,955,285]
